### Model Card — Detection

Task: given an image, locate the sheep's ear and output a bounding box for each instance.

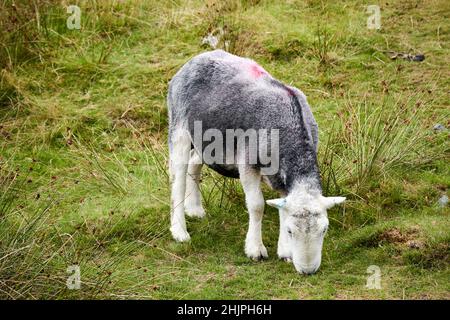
[322,196,346,209]
[266,198,286,209]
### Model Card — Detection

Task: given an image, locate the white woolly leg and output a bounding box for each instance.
[185,149,205,218]
[169,127,191,242]
[278,210,292,262]
[239,165,267,260]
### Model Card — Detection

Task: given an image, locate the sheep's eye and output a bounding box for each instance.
[287,229,293,236]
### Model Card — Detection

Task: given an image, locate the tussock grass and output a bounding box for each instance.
[323,91,441,194]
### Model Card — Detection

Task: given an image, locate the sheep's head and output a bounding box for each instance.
[267,192,345,275]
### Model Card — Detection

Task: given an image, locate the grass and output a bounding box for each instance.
[0,0,449,299]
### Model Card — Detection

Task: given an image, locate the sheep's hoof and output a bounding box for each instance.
[252,254,268,261]
[245,244,268,261]
[280,257,292,263]
[170,226,191,242]
[185,206,206,218]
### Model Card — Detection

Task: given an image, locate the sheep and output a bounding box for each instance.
[167,49,345,274]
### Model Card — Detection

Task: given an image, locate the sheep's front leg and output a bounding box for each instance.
[239,166,268,260]
[278,210,292,262]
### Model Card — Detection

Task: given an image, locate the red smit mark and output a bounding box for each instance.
[249,63,267,78]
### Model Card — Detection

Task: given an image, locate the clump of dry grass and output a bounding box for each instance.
[311,24,337,70]
[0,1,60,108]
[0,155,58,298]
[0,0,62,69]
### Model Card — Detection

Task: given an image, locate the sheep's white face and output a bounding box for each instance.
[284,208,328,275]
[267,193,345,275]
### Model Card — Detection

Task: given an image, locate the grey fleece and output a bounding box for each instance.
[168,50,321,193]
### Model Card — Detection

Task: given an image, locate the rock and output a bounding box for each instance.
[201,34,219,49]
[438,195,448,208]
[387,51,425,62]
[433,124,446,131]
[406,240,423,249]
[411,54,425,62]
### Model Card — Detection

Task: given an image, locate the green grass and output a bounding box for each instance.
[0,0,449,299]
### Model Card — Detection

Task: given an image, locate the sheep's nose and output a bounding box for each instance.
[301,269,317,275]
[296,265,319,275]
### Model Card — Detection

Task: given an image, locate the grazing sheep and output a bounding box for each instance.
[167,50,345,274]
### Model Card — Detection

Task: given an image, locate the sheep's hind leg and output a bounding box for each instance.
[169,127,191,242]
[185,149,205,218]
